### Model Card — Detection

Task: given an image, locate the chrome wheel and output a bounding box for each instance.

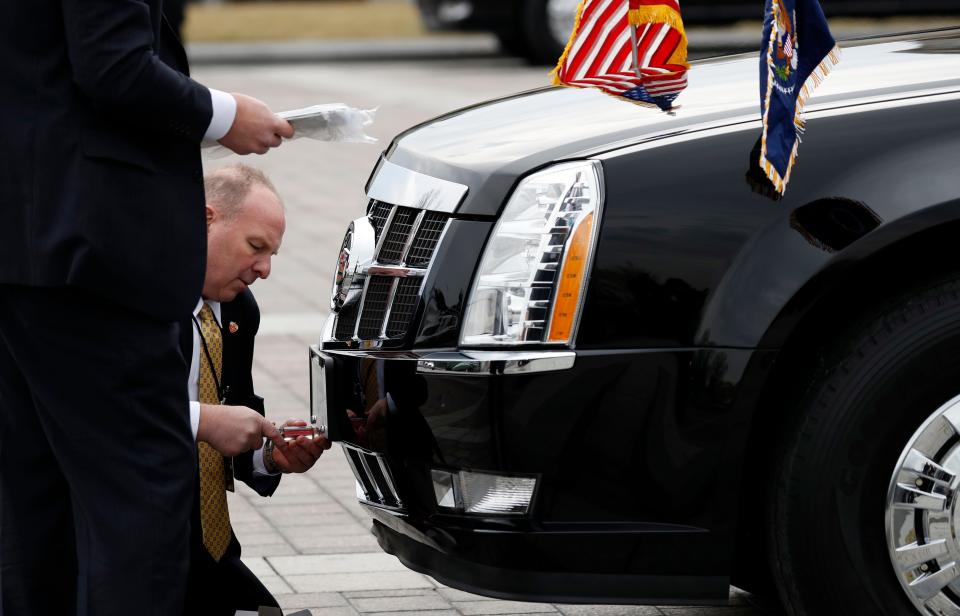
[888,393,960,615]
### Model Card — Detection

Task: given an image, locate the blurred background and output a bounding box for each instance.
[173,0,960,64]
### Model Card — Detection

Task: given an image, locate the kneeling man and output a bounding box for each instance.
[184,163,330,615]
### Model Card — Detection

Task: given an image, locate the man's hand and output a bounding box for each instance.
[197,404,281,457]
[271,418,331,474]
[218,93,294,155]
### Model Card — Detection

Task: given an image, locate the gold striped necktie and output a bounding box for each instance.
[197,303,231,562]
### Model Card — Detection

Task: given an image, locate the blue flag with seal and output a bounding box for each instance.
[759,0,840,195]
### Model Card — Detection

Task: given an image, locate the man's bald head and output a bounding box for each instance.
[204,163,282,221]
[202,164,286,302]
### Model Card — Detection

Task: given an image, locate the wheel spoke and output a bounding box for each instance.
[894,539,950,570]
[911,562,960,602]
[941,403,960,438]
[904,449,957,485]
[893,483,949,512]
[924,594,960,616]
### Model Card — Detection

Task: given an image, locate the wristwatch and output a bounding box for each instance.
[263,439,281,474]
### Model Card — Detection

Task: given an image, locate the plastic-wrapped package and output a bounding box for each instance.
[204,103,377,158]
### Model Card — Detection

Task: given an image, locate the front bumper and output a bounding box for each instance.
[369,506,727,605]
[312,339,769,603]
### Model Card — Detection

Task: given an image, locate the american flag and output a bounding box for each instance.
[553,0,689,111]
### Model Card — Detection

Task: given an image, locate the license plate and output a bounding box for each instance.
[309,345,330,434]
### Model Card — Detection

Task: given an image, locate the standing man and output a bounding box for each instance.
[184,164,330,615]
[0,2,293,615]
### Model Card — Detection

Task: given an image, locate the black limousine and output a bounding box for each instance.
[415,0,960,63]
[311,28,960,616]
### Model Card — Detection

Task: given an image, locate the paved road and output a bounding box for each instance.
[193,58,772,616]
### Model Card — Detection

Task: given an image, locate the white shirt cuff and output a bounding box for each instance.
[190,401,201,441]
[252,448,279,477]
[204,88,237,142]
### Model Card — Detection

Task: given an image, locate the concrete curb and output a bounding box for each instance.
[188,35,501,65]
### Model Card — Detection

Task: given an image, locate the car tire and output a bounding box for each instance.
[519,0,573,65]
[496,28,532,59]
[769,275,960,616]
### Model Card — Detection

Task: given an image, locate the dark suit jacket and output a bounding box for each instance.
[180,288,282,498]
[0,0,212,321]
[182,290,281,614]
[221,289,282,497]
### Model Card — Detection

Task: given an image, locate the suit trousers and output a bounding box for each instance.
[183,534,278,616]
[0,285,196,616]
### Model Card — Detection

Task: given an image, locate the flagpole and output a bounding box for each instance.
[629,23,642,78]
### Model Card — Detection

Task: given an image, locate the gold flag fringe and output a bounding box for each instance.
[759,14,841,196]
[551,0,589,84]
[628,5,690,70]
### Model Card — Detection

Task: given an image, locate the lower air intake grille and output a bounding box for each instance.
[343,444,403,509]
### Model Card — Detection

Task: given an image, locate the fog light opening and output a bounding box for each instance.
[432,468,537,516]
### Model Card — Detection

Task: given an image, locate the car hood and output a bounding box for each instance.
[383,29,960,216]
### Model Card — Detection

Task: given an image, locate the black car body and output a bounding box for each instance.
[314,28,960,614]
[415,0,960,63]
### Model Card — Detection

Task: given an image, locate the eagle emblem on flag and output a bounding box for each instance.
[759,0,840,195]
[552,0,690,111]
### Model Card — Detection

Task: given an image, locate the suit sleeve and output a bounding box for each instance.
[61,0,213,141]
[230,292,281,496]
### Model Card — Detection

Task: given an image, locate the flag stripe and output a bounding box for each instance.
[582,18,630,78]
[573,3,630,80]
[556,0,689,111]
[565,0,625,80]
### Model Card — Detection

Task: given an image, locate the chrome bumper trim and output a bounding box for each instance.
[417,351,576,375]
[316,344,576,375]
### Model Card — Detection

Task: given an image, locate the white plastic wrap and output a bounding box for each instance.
[204,103,377,158]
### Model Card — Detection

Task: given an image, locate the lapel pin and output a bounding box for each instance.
[228,322,239,334]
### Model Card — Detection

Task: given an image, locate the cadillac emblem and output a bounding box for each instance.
[331,217,375,312]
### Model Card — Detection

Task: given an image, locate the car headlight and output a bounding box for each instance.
[461,161,603,347]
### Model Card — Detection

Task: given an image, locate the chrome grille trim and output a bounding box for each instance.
[366,157,468,213]
[373,206,399,257]
[330,162,465,345]
[379,277,401,339]
[401,210,428,262]
[333,202,449,343]
[341,443,404,510]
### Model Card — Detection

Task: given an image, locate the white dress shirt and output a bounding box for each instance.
[189,299,275,476]
[202,89,237,143]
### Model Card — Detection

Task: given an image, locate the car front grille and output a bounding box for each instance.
[333,201,449,343]
[377,207,418,264]
[368,200,393,238]
[406,212,447,267]
[357,276,393,339]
